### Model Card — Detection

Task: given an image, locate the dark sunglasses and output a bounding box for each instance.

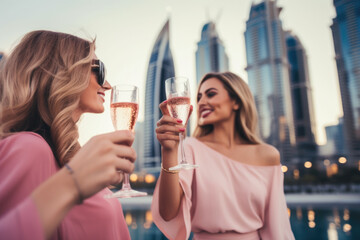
[91,59,105,86]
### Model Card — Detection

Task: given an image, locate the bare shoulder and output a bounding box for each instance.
[254,143,280,166]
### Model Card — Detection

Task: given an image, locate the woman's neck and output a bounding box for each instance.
[204,118,241,148]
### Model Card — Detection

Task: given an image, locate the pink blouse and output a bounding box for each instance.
[151,137,295,240]
[0,132,130,240]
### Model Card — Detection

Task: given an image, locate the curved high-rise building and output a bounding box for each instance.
[143,19,175,168]
[331,0,360,163]
[195,21,229,84]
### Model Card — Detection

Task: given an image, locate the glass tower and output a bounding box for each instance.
[195,21,229,84]
[285,31,317,156]
[144,19,175,168]
[331,0,360,162]
[244,0,295,162]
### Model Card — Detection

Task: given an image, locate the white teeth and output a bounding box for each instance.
[201,109,212,117]
[98,94,105,100]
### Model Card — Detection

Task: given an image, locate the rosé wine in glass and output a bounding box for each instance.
[166,96,191,125]
[105,84,147,199]
[165,77,199,171]
[111,102,139,131]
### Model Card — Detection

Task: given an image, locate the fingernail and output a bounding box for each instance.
[177,119,183,123]
[164,100,168,104]
[179,128,185,132]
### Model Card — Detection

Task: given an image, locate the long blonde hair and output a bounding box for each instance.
[0,30,95,166]
[193,72,262,144]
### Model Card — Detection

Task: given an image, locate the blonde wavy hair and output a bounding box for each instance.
[193,72,263,144]
[0,30,95,166]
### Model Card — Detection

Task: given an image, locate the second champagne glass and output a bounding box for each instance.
[106,84,147,198]
[165,77,199,171]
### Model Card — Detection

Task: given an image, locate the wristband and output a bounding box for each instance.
[65,163,84,204]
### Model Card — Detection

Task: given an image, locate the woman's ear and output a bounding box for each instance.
[233,101,240,111]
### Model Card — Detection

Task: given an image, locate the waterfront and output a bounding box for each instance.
[120,194,360,240]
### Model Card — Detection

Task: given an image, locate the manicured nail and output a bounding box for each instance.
[179,128,185,132]
[164,100,168,104]
[177,119,183,123]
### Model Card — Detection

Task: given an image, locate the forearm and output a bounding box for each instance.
[158,148,184,221]
[31,168,79,239]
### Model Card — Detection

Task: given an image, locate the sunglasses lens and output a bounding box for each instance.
[99,62,105,86]
[92,60,105,86]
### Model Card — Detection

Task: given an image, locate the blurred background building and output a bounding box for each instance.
[331,0,360,165]
[143,19,175,170]
[285,31,318,161]
[244,0,295,164]
[195,21,229,84]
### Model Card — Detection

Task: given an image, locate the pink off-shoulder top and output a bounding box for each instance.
[151,137,295,240]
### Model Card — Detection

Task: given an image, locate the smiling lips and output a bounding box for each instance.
[200,108,212,118]
[97,92,105,101]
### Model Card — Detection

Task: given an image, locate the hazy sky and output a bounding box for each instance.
[0,0,341,145]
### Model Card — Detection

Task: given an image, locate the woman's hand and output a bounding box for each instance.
[156,100,192,151]
[67,130,136,199]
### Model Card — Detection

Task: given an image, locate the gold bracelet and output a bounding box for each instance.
[161,163,179,174]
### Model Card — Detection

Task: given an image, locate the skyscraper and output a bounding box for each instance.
[195,21,229,84]
[285,31,317,156]
[244,0,295,162]
[331,0,360,163]
[324,118,345,156]
[143,19,175,168]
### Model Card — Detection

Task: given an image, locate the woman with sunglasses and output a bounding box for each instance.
[0,30,135,239]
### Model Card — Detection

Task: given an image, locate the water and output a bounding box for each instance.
[290,206,360,240]
[121,202,360,240]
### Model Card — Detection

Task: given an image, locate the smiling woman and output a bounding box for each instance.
[0,30,136,240]
[152,71,295,240]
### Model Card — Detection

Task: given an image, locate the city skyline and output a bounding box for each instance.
[0,0,340,145]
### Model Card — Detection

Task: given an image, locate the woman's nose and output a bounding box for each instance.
[103,80,111,90]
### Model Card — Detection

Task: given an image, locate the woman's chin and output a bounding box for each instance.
[198,117,209,126]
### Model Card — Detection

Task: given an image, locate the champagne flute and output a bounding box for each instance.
[165,77,199,171]
[106,84,147,198]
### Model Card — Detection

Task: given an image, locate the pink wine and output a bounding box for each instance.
[110,102,139,131]
[167,96,191,124]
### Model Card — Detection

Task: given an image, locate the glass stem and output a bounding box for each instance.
[179,132,186,164]
[121,173,131,191]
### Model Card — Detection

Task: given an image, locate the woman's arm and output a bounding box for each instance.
[31,167,78,239]
[158,148,184,221]
[155,101,192,221]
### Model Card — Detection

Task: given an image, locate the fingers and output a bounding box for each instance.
[156,133,180,142]
[156,124,185,135]
[100,130,135,146]
[188,105,193,119]
[114,157,135,174]
[157,115,183,127]
[110,171,124,186]
[159,100,170,116]
[113,144,137,163]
